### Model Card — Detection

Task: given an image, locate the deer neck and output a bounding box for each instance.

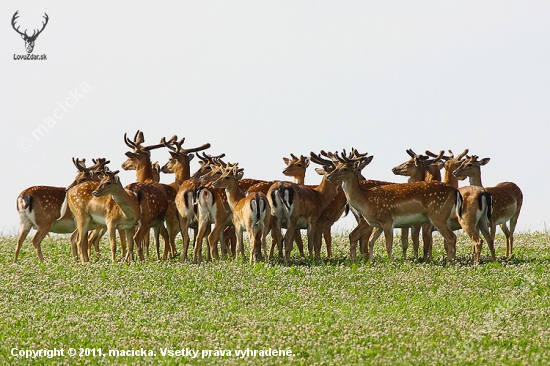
[293,172,305,185]
[407,169,426,183]
[443,168,459,189]
[222,180,245,210]
[315,176,339,208]
[469,173,483,187]
[136,162,156,183]
[110,185,140,221]
[173,164,189,187]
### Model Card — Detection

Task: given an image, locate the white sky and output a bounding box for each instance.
[1,1,549,234]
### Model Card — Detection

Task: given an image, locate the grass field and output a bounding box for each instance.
[1,231,550,365]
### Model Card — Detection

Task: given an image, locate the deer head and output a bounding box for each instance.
[12,11,49,53]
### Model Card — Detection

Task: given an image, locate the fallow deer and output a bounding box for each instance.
[211,163,271,263]
[325,150,462,264]
[67,170,141,264]
[452,154,523,258]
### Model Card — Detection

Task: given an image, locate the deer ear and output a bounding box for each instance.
[304,158,310,168]
[479,158,490,166]
[314,168,325,176]
[283,157,290,166]
[188,154,195,162]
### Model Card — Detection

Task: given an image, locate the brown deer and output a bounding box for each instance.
[211,163,271,263]
[452,154,523,258]
[325,149,462,264]
[121,131,173,260]
[15,158,108,263]
[267,154,341,261]
[391,149,445,259]
[67,170,141,264]
[160,137,213,261]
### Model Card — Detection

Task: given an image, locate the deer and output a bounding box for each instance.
[267,154,341,261]
[121,131,174,260]
[391,149,445,259]
[210,163,271,263]
[159,138,213,261]
[15,158,109,263]
[67,170,141,264]
[324,149,462,265]
[451,154,523,258]
[11,11,49,53]
[394,149,494,264]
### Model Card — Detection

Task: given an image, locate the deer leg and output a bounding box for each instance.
[206,222,224,261]
[459,215,483,265]
[69,231,79,261]
[31,227,50,262]
[178,214,190,261]
[119,229,127,259]
[323,227,332,259]
[14,222,32,263]
[401,227,409,260]
[294,231,306,258]
[431,218,456,265]
[107,225,117,264]
[411,224,423,259]
[479,221,495,261]
[382,225,394,260]
[422,224,434,260]
[283,220,298,261]
[349,219,371,261]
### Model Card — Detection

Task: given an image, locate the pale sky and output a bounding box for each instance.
[1,1,549,235]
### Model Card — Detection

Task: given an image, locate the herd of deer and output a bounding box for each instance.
[15,131,523,266]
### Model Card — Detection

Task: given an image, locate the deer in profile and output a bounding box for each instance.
[68,170,141,264]
[325,149,461,264]
[15,158,108,263]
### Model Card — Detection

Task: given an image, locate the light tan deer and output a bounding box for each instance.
[325,150,462,264]
[67,170,140,264]
[211,163,271,263]
[452,154,523,258]
[15,158,109,263]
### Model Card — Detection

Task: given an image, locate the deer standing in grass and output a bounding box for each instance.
[211,163,271,263]
[160,138,213,261]
[121,131,173,260]
[325,150,462,264]
[267,154,340,261]
[67,170,140,264]
[452,154,523,258]
[391,149,445,259]
[15,158,109,263]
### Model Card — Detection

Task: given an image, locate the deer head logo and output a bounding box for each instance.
[12,11,49,54]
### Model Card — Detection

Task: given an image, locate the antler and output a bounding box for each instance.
[11,11,25,37]
[124,130,165,152]
[31,13,49,39]
[72,157,87,172]
[162,135,211,155]
[309,151,334,167]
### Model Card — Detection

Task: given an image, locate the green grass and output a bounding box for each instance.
[1,232,550,365]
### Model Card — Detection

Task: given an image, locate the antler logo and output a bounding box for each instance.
[12,11,49,54]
